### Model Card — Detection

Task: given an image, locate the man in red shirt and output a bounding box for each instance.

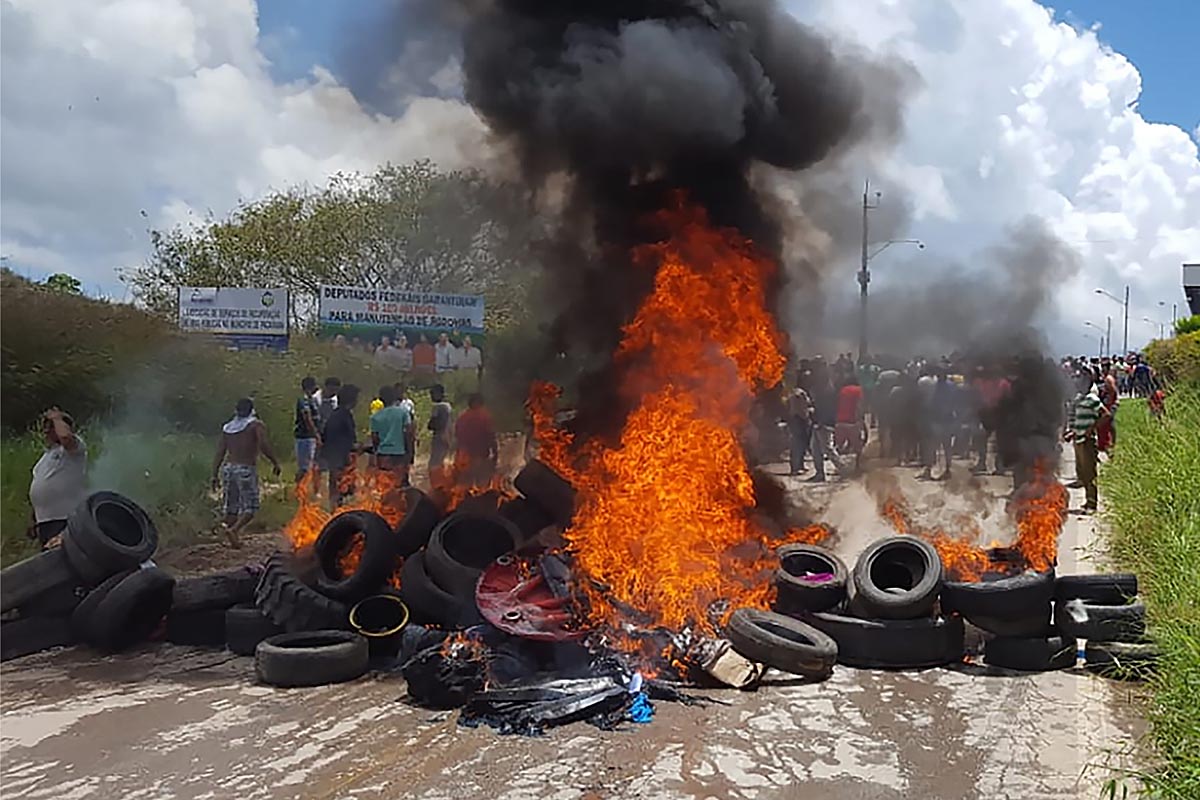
[971,365,1011,475]
[454,393,498,487]
[834,375,866,476]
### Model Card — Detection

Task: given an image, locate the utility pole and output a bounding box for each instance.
[1123,284,1130,355]
[1105,316,1111,358]
[858,182,872,362]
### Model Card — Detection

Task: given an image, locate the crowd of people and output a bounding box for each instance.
[330,331,484,377]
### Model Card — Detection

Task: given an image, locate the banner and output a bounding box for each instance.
[178,287,289,351]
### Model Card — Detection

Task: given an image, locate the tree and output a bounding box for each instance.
[43,273,82,294]
[124,161,545,333]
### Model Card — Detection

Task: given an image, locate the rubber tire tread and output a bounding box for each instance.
[399,551,481,629]
[88,568,176,652]
[65,492,158,574]
[1055,573,1138,605]
[1,616,75,662]
[984,635,1076,671]
[513,459,576,527]
[16,581,87,619]
[725,608,837,679]
[395,489,443,558]
[1057,601,1146,643]
[941,570,1055,619]
[254,552,350,633]
[852,537,943,620]
[313,511,397,602]
[807,611,965,669]
[62,529,112,586]
[774,544,848,615]
[225,604,283,655]
[172,569,258,612]
[165,607,227,646]
[0,548,80,613]
[70,569,136,640]
[425,513,520,599]
[255,630,369,687]
[963,612,1054,639]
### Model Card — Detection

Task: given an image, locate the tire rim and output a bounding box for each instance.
[349,595,410,638]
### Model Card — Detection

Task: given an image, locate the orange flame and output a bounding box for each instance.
[527,200,825,637]
[1013,459,1067,572]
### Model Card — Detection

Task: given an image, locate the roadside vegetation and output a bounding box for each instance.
[1099,385,1200,799]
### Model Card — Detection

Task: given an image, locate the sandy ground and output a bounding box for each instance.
[0,452,1149,800]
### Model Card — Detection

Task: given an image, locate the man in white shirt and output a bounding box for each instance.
[458,335,483,373]
[435,332,457,373]
[394,333,414,372]
[28,408,87,549]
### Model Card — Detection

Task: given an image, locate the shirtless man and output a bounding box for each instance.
[211,397,280,547]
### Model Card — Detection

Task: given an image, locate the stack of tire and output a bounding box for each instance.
[1055,574,1155,680]
[165,566,280,656]
[1,492,172,661]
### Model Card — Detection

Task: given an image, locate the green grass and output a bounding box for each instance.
[1099,387,1200,799]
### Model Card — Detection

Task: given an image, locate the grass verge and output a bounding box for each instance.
[1099,387,1200,798]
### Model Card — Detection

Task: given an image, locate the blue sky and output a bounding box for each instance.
[257,0,1199,136]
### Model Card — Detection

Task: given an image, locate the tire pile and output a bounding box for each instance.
[734,535,1156,682]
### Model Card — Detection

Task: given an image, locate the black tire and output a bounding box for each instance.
[1057,601,1146,643]
[62,529,111,586]
[86,568,176,652]
[16,581,87,619]
[70,569,136,640]
[172,568,258,613]
[1,617,75,662]
[255,630,369,687]
[963,612,1054,639]
[395,489,442,558]
[725,608,837,679]
[513,459,576,527]
[941,570,1055,619]
[984,635,1076,671]
[1055,573,1138,605]
[313,511,397,602]
[65,492,158,575]
[0,548,80,613]
[399,551,482,629]
[254,552,350,633]
[165,607,227,646]
[225,604,283,656]
[852,537,943,620]
[807,611,965,669]
[1084,640,1159,680]
[497,497,555,542]
[425,513,520,599]
[774,544,848,615]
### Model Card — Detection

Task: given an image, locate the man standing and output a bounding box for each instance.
[211,398,280,548]
[294,377,322,488]
[374,336,397,368]
[435,332,457,373]
[412,333,435,375]
[427,384,453,484]
[971,364,1011,475]
[1065,372,1109,513]
[395,333,414,372]
[455,393,498,487]
[834,374,867,476]
[807,363,843,483]
[787,379,812,476]
[458,335,483,375]
[370,385,413,486]
[314,376,341,498]
[322,385,361,510]
[28,408,87,550]
[920,368,958,481]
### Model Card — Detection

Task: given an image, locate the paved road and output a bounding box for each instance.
[0,462,1147,800]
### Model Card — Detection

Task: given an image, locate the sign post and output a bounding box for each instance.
[178,287,289,351]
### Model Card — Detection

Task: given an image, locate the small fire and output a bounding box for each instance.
[528,199,827,637]
[1013,459,1067,572]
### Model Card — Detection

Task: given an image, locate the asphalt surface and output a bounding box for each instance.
[0,458,1148,800]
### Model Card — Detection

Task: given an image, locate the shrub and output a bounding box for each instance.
[1174,314,1200,336]
[1144,331,1200,387]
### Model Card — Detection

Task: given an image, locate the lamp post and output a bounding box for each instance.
[1084,320,1106,357]
[1095,286,1129,354]
[1159,301,1178,334]
[1143,317,1166,339]
[858,181,924,361]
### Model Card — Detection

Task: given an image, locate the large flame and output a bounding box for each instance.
[529,200,827,635]
[1012,460,1068,572]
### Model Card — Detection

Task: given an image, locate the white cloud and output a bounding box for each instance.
[1,0,1196,352]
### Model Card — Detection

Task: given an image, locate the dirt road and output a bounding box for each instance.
[0,461,1147,800]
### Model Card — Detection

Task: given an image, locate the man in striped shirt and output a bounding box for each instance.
[1065,371,1110,513]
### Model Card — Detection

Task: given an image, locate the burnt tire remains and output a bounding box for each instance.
[725,608,837,679]
[254,552,350,633]
[399,551,482,629]
[225,604,283,656]
[513,459,576,527]
[395,489,443,558]
[852,537,943,620]
[984,635,1076,672]
[255,630,369,687]
[807,611,965,669]
[313,511,396,603]
[425,513,519,599]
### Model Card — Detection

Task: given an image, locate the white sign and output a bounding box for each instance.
[318,284,485,335]
[178,287,289,347]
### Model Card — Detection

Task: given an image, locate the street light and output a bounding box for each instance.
[1095,286,1130,355]
[1158,300,1178,333]
[858,181,924,360]
[1143,317,1166,339]
[1083,321,1106,357]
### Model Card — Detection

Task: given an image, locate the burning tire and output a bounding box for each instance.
[0,547,81,614]
[399,551,483,629]
[513,459,576,527]
[225,604,283,656]
[1084,640,1158,680]
[0,617,75,662]
[806,612,965,670]
[725,608,837,680]
[498,497,555,543]
[395,488,443,558]
[984,635,1076,672]
[773,544,847,615]
[940,569,1055,623]
[255,630,369,687]
[80,567,175,652]
[165,607,227,646]
[425,513,520,599]
[172,568,259,613]
[313,511,397,603]
[63,492,158,583]
[254,552,350,633]
[1055,573,1138,605]
[851,537,943,620]
[1056,600,1146,643]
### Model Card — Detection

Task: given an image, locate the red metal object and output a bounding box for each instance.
[475,554,586,641]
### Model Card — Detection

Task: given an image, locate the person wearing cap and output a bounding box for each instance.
[211,397,280,548]
[27,408,88,550]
